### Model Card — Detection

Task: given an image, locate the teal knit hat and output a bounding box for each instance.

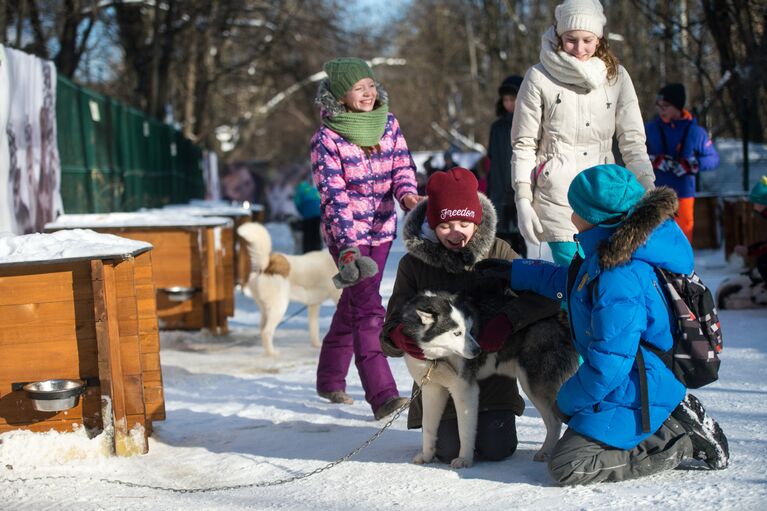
[323,57,375,100]
[568,164,646,226]
[749,176,767,206]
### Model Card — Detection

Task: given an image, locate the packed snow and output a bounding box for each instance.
[46,212,232,229]
[1,223,766,510]
[0,229,151,264]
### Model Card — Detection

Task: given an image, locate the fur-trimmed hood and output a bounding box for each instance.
[596,187,692,273]
[402,193,498,273]
[314,78,390,118]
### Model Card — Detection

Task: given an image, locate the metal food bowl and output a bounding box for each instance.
[23,379,86,412]
[162,286,198,302]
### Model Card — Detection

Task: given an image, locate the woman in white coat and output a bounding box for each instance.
[511,0,654,265]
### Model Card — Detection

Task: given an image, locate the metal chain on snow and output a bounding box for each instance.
[5,362,439,494]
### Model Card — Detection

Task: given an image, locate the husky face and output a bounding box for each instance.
[402,292,481,360]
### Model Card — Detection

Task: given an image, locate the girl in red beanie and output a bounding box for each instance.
[381,167,531,464]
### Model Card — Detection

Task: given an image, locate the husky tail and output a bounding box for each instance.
[237,222,272,273]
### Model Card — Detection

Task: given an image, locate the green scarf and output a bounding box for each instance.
[323,104,389,147]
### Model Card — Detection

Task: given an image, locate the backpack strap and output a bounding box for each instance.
[635,347,652,433]
[658,119,693,160]
[585,258,653,434]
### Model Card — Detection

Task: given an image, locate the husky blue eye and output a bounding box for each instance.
[455,331,462,336]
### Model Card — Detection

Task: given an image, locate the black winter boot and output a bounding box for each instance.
[672,394,729,469]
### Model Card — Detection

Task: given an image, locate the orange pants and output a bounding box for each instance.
[675,197,695,243]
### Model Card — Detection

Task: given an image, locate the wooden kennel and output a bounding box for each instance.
[162,203,253,288]
[692,193,721,250]
[46,213,235,334]
[723,195,767,264]
[0,236,164,456]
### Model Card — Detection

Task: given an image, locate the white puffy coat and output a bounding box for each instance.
[511,61,653,243]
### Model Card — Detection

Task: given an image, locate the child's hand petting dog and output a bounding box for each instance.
[390,324,426,359]
[332,247,378,289]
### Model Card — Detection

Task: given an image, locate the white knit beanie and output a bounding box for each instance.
[554,0,607,38]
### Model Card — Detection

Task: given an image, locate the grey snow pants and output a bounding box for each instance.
[548,416,693,486]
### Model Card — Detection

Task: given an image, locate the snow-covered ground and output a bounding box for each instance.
[1,223,766,510]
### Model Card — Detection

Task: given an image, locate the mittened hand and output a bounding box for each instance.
[478,314,513,352]
[390,324,425,360]
[474,258,514,285]
[651,154,669,171]
[515,198,543,245]
[654,155,679,173]
[679,157,699,175]
[332,247,379,289]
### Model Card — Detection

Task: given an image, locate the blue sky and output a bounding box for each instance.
[343,0,412,32]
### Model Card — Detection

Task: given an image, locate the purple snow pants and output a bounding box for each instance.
[317,242,399,411]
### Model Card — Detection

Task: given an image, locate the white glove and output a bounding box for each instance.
[515,198,543,245]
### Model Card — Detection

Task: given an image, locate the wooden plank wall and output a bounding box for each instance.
[115,252,165,424]
[724,197,767,263]
[111,229,205,330]
[692,196,721,249]
[0,261,101,434]
[0,256,164,455]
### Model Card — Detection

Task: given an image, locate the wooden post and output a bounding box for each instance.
[91,259,147,455]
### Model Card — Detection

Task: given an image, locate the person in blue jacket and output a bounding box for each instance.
[293,175,322,253]
[477,164,729,485]
[646,83,719,243]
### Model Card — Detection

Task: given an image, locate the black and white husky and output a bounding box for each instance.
[400,291,578,468]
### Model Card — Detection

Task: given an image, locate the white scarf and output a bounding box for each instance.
[539,26,607,91]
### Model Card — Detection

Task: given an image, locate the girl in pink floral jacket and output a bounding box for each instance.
[310,57,421,420]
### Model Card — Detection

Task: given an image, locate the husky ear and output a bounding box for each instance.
[415,308,435,326]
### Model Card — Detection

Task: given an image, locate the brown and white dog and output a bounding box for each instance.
[237,222,341,356]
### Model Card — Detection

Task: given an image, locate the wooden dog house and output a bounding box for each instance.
[692,193,721,250]
[724,195,767,264]
[0,230,165,456]
[46,213,235,334]
[162,203,253,288]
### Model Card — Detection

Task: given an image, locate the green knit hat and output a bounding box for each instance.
[750,175,767,206]
[323,57,375,100]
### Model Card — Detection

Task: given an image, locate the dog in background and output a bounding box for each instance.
[237,222,341,356]
[400,291,577,468]
[716,267,767,310]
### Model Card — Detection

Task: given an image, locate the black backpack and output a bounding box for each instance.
[568,257,724,432]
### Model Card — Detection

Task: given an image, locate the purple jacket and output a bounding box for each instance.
[310,112,418,250]
[645,114,719,198]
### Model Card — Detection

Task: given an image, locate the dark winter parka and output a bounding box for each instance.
[381,194,526,429]
[511,188,688,449]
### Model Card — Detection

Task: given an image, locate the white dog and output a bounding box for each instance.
[237,222,341,356]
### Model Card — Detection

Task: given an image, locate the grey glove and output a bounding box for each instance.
[332,247,379,289]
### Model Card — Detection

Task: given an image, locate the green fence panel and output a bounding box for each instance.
[57,76,91,213]
[77,87,117,212]
[121,107,149,211]
[177,134,204,201]
[56,76,209,212]
[107,98,128,211]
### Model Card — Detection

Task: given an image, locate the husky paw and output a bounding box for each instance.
[264,348,280,357]
[450,457,473,469]
[413,452,434,464]
[533,450,549,462]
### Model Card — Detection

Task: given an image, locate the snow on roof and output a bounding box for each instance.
[158,204,251,217]
[0,229,152,265]
[45,212,233,229]
[189,198,265,212]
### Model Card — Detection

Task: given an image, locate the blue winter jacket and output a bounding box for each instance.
[645,114,719,198]
[511,189,688,449]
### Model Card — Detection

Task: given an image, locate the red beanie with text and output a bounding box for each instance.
[426,167,483,229]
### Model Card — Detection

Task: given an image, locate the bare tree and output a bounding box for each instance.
[2,0,100,77]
